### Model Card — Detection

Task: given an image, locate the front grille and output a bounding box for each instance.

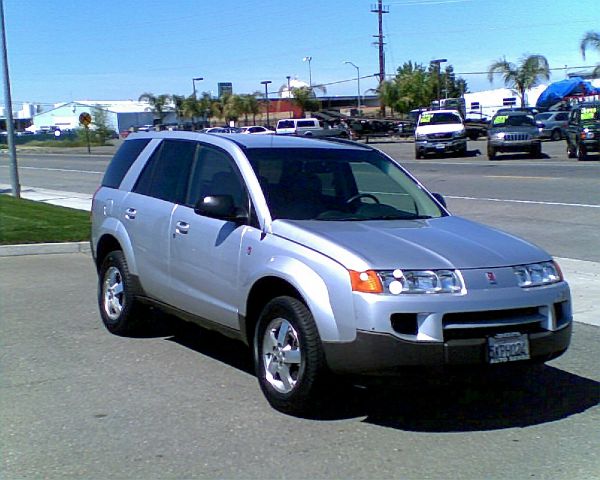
[504,133,530,141]
[442,307,545,341]
[427,132,452,140]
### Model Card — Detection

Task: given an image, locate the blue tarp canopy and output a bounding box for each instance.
[536,77,600,109]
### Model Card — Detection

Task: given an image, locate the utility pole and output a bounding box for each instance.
[0,0,19,197]
[371,1,388,117]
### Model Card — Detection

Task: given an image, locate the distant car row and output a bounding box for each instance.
[413,102,599,161]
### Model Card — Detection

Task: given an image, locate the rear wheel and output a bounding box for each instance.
[550,129,562,141]
[98,250,144,336]
[254,296,328,416]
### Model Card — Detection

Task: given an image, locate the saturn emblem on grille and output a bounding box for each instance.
[486,272,497,284]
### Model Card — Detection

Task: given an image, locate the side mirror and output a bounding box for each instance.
[432,192,447,208]
[194,195,248,223]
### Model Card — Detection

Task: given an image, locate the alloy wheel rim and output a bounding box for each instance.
[262,317,302,394]
[103,266,124,321]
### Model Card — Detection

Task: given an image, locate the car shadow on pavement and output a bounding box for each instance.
[163,319,599,430]
[489,153,551,161]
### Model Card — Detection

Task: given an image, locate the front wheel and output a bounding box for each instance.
[576,143,588,161]
[487,145,496,160]
[550,129,562,141]
[567,141,576,158]
[254,296,328,416]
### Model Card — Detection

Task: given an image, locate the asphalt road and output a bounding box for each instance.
[1,253,599,479]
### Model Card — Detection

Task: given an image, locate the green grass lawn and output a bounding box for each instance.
[0,195,91,245]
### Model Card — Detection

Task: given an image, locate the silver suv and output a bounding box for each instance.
[92,132,572,415]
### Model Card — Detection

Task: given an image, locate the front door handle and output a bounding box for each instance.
[125,208,137,220]
[175,221,190,235]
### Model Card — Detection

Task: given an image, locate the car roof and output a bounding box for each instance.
[125,130,371,151]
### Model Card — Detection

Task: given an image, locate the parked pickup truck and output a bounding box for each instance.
[414,109,467,158]
[276,118,348,138]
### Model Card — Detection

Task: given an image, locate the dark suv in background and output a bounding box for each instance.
[566,102,600,161]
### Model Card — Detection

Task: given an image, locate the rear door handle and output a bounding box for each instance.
[125,208,137,220]
[175,221,190,235]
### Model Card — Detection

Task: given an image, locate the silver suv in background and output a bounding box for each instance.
[487,112,542,159]
[92,132,572,415]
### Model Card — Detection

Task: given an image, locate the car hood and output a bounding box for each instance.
[489,125,538,134]
[271,216,549,271]
[416,124,464,135]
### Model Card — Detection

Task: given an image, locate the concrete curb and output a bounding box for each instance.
[0,241,91,257]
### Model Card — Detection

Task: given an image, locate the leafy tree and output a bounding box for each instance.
[91,106,114,144]
[580,31,600,76]
[138,92,172,123]
[488,55,550,107]
[290,86,324,116]
[171,94,186,127]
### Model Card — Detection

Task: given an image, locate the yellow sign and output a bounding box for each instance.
[420,113,433,123]
[493,115,508,125]
[581,107,597,120]
[79,112,92,126]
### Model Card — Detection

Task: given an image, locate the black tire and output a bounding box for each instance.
[415,148,422,159]
[531,143,542,158]
[550,129,562,141]
[567,141,576,158]
[254,296,328,416]
[98,250,144,336]
[576,143,587,161]
[487,145,496,160]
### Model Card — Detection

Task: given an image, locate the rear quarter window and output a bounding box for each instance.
[101,139,151,189]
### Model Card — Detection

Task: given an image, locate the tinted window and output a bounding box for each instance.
[278,120,294,129]
[297,120,317,128]
[555,112,569,121]
[101,139,151,188]
[246,148,444,221]
[133,139,197,203]
[186,145,246,209]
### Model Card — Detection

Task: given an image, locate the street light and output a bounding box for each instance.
[303,56,312,87]
[430,59,447,109]
[192,77,203,98]
[261,80,272,127]
[344,61,361,114]
[286,75,292,116]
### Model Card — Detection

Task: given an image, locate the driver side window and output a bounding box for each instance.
[186,145,247,210]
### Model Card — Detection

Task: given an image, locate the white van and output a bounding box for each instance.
[276,118,321,135]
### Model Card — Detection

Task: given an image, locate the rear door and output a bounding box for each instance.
[121,139,196,300]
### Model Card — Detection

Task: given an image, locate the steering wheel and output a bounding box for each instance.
[346,193,380,205]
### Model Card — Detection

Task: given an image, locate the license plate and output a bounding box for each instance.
[487,332,530,364]
[435,143,445,150]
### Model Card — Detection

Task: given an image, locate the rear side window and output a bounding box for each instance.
[133,139,197,203]
[297,120,317,128]
[277,120,294,129]
[101,139,151,188]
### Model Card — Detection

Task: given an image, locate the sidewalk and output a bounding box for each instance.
[1,185,598,327]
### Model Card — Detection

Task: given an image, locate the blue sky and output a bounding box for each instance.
[4,0,599,106]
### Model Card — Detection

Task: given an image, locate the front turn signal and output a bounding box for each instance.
[349,270,383,294]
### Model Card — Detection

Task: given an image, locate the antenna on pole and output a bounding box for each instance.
[371,0,389,117]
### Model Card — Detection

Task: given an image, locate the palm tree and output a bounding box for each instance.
[239,93,260,125]
[171,94,186,127]
[488,55,550,107]
[138,92,172,124]
[580,31,600,76]
[376,80,400,116]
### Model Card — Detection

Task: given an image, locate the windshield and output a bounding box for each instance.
[419,112,462,125]
[535,113,552,121]
[245,148,445,221]
[491,114,535,127]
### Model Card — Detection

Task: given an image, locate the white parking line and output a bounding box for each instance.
[0,165,104,174]
[447,195,600,209]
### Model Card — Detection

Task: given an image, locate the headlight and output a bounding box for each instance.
[513,261,562,288]
[492,132,505,140]
[379,269,464,294]
[415,133,428,141]
[453,130,466,139]
[581,128,595,139]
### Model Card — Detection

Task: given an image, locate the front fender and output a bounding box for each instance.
[242,256,356,342]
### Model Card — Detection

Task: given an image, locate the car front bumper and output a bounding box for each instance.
[489,139,540,152]
[415,138,466,154]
